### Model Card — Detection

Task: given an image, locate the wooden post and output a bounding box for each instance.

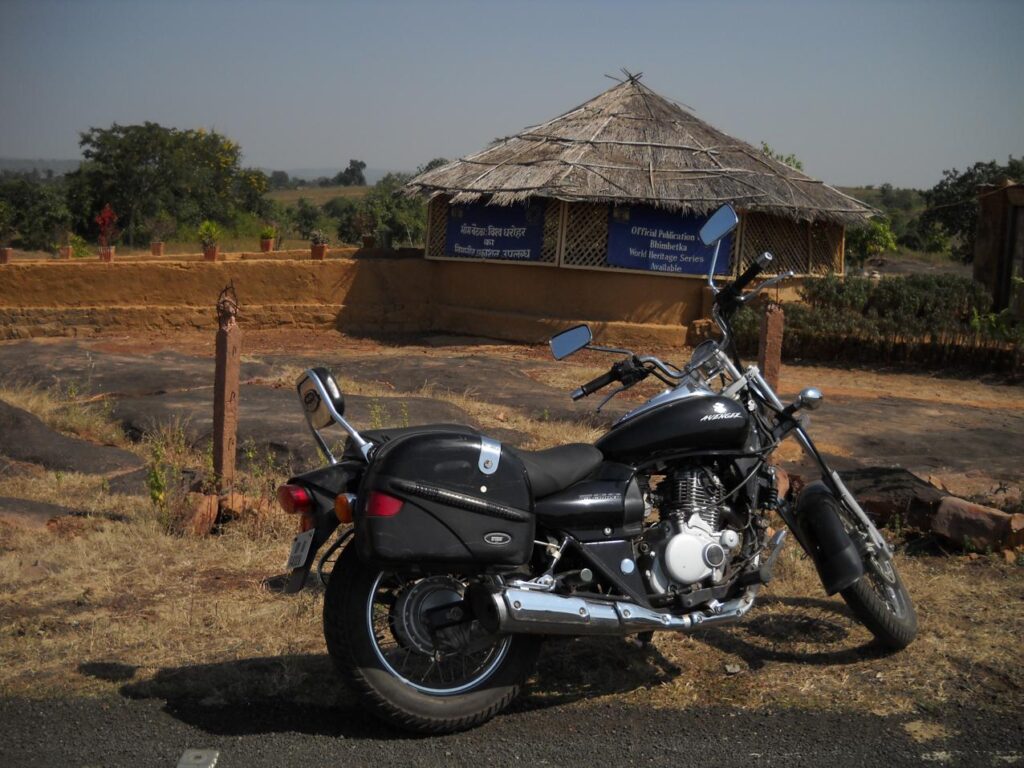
[213,284,240,491]
[758,301,784,391]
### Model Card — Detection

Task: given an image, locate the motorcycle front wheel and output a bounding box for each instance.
[828,492,919,649]
[323,544,540,734]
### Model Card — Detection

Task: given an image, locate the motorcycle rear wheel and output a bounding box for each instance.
[323,544,540,734]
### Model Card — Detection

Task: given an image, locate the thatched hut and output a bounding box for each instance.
[405,75,872,345]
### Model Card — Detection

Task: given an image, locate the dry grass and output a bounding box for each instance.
[266,185,369,207]
[0,381,128,448]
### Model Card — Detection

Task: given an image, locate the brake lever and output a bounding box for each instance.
[739,270,796,304]
[595,384,627,413]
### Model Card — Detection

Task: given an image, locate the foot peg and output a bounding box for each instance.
[739,530,788,587]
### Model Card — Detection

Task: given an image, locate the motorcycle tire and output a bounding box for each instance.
[323,544,541,734]
[824,492,919,650]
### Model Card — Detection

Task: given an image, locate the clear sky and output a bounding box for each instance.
[1,0,1020,188]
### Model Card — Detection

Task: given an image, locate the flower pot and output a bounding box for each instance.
[362,235,375,249]
[0,247,12,265]
[260,238,274,253]
[99,246,115,262]
[59,245,74,259]
[151,241,164,257]
[311,243,328,260]
[203,245,219,262]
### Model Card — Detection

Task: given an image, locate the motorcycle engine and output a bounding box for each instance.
[644,467,742,593]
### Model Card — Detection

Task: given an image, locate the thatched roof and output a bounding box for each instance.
[407,76,872,225]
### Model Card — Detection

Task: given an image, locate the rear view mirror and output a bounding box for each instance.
[296,367,345,431]
[550,325,592,360]
[699,204,739,246]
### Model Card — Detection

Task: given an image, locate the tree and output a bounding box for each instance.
[0,176,70,251]
[0,200,15,246]
[268,170,291,190]
[293,198,321,238]
[921,156,1024,262]
[65,122,266,245]
[760,141,804,172]
[415,157,450,175]
[333,159,367,187]
[846,218,897,268]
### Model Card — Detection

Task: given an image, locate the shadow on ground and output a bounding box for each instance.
[75,595,885,739]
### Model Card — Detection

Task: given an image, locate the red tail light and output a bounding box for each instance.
[277,484,312,516]
[366,491,403,518]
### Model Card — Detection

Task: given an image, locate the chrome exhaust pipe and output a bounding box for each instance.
[485,586,758,637]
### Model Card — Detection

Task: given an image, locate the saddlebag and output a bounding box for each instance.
[355,431,534,566]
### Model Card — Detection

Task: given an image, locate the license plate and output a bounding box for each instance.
[286,529,315,570]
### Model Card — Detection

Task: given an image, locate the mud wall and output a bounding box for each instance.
[0,254,753,345]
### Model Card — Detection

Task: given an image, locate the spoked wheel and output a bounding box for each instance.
[323,544,540,733]
[840,543,917,650]
[828,493,918,650]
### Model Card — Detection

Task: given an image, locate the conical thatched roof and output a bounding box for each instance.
[407,76,871,225]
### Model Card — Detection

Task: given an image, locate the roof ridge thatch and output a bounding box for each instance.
[406,77,872,225]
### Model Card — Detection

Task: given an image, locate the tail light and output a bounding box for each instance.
[277,484,312,515]
[278,484,315,532]
[366,491,403,518]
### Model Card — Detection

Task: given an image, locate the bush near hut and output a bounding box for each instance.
[734,274,1024,375]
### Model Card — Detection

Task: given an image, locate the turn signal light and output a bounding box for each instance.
[335,494,353,524]
[277,484,312,516]
[366,491,403,518]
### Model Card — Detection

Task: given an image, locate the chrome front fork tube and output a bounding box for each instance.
[734,363,892,558]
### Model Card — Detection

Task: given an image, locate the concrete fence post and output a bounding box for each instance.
[758,301,784,391]
[213,284,240,492]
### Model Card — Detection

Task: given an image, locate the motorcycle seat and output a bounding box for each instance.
[507,444,604,499]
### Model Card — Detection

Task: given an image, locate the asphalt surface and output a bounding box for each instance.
[1,696,1019,768]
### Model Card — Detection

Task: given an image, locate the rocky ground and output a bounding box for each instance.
[0,330,1021,766]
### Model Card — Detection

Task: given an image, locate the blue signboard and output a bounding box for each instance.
[606,205,732,275]
[445,201,546,261]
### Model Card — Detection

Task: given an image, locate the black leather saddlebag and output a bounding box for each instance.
[355,431,534,566]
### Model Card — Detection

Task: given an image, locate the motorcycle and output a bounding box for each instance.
[277,203,917,733]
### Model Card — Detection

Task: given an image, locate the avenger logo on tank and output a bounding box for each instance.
[484,532,512,546]
[699,401,743,422]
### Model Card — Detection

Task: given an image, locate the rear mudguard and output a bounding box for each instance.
[793,481,864,595]
[284,460,363,593]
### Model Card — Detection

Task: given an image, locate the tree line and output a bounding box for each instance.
[0,122,444,252]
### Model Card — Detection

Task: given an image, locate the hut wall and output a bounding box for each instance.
[423,197,844,345]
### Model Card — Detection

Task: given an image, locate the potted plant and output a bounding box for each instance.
[0,201,16,264]
[310,229,329,260]
[198,220,221,261]
[95,204,119,262]
[147,212,176,257]
[259,225,276,253]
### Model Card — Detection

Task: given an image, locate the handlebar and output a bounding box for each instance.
[716,251,773,316]
[571,357,652,401]
[571,368,619,401]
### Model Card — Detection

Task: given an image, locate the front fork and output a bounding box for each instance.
[734,364,892,559]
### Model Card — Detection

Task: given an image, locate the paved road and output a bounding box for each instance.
[1,696,1019,767]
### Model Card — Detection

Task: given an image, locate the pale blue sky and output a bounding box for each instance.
[0,0,1020,187]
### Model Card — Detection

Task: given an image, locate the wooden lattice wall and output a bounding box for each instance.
[426,199,844,276]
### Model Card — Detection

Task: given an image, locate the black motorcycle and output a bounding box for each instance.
[277,203,916,733]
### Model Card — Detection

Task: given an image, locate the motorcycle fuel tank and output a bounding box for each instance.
[596,394,750,463]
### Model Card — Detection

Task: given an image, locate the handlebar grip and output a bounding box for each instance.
[574,369,618,400]
[732,251,773,294]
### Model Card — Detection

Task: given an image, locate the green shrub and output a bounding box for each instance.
[737,274,1022,375]
[197,220,220,248]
